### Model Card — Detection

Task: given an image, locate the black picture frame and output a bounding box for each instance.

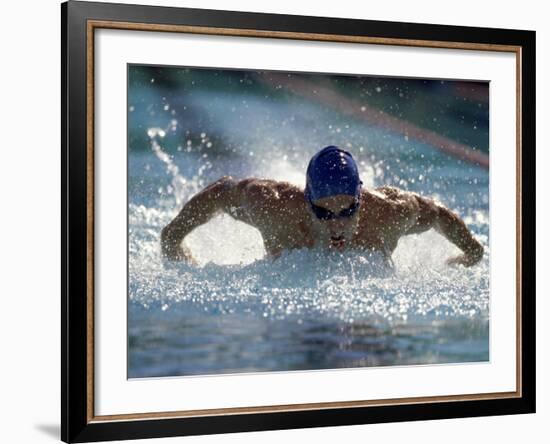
[62,1,536,442]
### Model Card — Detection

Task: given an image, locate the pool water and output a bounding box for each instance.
[128,86,489,378]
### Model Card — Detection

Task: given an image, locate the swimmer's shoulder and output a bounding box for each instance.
[363,186,420,216]
[368,185,421,204]
[234,178,304,204]
[373,185,409,200]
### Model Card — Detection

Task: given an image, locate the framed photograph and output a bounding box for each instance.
[62,1,535,442]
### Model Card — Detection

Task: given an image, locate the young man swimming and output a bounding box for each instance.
[161,145,484,266]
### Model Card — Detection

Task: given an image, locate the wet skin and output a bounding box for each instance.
[161,176,484,267]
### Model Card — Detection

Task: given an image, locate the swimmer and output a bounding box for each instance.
[161,145,484,266]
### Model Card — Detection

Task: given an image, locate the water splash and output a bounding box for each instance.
[132,120,490,326]
[129,200,489,326]
[148,125,210,207]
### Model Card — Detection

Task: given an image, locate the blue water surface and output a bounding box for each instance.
[128,86,489,378]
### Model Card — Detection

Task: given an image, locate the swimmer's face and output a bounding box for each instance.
[309,194,360,251]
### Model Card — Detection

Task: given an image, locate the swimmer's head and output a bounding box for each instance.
[305,146,363,250]
[305,146,362,205]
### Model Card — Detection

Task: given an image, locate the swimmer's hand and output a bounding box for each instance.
[171,244,197,265]
[446,248,483,267]
[161,237,198,265]
[180,244,198,265]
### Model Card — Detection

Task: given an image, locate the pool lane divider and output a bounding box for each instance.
[260,74,489,170]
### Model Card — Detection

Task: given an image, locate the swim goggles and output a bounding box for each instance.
[309,199,360,220]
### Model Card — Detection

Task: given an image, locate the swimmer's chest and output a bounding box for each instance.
[354,213,401,252]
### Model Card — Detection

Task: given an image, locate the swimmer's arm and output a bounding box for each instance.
[407,195,484,267]
[161,176,237,261]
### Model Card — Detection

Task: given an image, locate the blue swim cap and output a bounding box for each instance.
[305,146,362,203]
